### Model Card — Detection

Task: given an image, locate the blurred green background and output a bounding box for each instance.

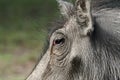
[0,0,58,80]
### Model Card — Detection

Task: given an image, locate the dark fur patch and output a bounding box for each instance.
[69,57,84,78]
[71,57,84,73]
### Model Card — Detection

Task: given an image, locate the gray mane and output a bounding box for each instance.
[92,0,120,11]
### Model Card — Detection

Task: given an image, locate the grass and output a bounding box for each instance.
[0,77,25,80]
[0,18,50,80]
[0,52,39,80]
[0,0,59,79]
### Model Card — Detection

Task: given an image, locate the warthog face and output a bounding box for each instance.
[26,0,120,80]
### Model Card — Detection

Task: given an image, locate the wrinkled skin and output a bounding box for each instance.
[26,0,120,80]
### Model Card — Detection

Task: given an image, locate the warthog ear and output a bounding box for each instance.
[57,0,74,19]
[75,0,94,36]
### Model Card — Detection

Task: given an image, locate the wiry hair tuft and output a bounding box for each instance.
[56,0,74,19]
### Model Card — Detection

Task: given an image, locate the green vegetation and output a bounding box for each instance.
[0,0,58,80]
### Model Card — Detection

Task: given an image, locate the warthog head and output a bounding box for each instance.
[26,0,120,80]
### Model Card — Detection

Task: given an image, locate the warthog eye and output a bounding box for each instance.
[53,38,65,45]
[50,32,71,67]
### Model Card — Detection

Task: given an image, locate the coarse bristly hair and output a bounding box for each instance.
[50,0,120,80]
[26,0,120,80]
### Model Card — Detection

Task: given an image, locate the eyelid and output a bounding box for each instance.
[49,30,66,44]
[55,28,66,35]
[54,32,65,41]
[55,31,65,36]
[48,32,62,42]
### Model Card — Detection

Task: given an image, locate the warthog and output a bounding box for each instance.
[26,0,120,80]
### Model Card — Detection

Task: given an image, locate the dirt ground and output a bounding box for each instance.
[0,46,42,80]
